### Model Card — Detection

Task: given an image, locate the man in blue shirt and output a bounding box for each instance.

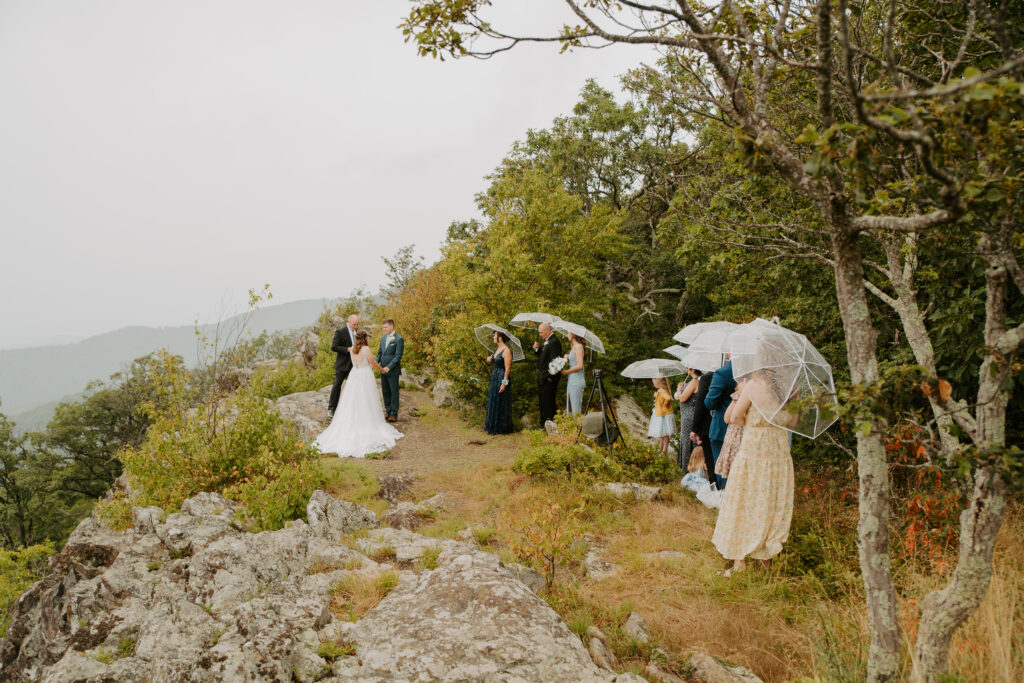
[704,357,735,489]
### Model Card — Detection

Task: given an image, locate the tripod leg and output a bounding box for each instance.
[575,380,600,444]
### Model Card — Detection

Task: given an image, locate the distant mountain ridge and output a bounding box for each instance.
[1,298,336,426]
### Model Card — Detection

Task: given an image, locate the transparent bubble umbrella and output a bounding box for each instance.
[510,312,563,330]
[663,345,723,372]
[672,321,741,351]
[474,324,526,362]
[621,358,688,379]
[552,321,606,354]
[729,318,837,439]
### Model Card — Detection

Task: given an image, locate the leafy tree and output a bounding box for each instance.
[382,244,426,296]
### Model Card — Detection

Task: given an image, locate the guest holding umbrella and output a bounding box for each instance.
[674,368,702,469]
[475,324,525,435]
[484,331,514,435]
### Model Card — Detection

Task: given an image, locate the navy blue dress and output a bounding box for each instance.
[485,350,513,435]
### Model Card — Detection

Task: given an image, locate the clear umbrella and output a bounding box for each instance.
[510,312,563,330]
[663,345,723,372]
[620,358,688,379]
[552,321,606,354]
[474,324,525,362]
[729,318,837,439]
[672,321,741,350]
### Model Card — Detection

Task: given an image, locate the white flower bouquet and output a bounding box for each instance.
[548,356,568,376]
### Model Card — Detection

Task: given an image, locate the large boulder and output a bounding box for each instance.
[306,489,379,540]
[431,378,460,408]
[613,395,650,440]
[327,552,623,682]
[272,386,333,441]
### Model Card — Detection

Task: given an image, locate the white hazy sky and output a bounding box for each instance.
[0,0,655,349]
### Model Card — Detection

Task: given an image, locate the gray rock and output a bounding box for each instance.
[376,470,417,504]
[588,625,608,641]
[589,635,618,670]
[647,661,687,683]
[613,395,649,439]
[306,489,378,540]
[131,506,164,535]
[545,419,558,435]
[497,561,546,595]
[431,378,459,408]
[599,482,662,501]
[332,552,619,682]
[382,493,447,531]
[273,386,333,441]
[687,652,764,683]
[624,611,651,644]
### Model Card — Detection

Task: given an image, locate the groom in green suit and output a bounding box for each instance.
[376,318,404,422]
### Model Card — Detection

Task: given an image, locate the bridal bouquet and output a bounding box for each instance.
[548,356,567,376]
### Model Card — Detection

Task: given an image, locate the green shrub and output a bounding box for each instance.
[247,362,322,401]
[94,491,133,531]
[225,459,337,531]
[513,433,621,481]
[612,440,681,485]
[121,390,335,531]
[0,542,54,637]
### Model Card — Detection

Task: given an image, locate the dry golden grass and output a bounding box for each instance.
[328,570,400,622]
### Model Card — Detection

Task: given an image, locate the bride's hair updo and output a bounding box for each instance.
[352,330,370,355]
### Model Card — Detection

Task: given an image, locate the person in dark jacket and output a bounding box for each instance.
[690,370,716,480]
[704,359,736,488]
[327,314,358,416]
[532,322,564,424]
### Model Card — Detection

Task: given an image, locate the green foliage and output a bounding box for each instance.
[513,430,680,486]
[94,492,133,532]
[122,381,335,531]
[513,433,620,482]
[246,361,322,401]
[0,541,54,637]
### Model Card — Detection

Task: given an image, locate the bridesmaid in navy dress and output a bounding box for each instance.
[484,330,514,434]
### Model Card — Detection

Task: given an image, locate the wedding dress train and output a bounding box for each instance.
[313,347,403,458]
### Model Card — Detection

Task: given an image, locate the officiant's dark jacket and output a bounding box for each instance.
[331,327,355,372]
[535,334,564,381]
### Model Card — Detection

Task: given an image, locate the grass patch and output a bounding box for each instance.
[318,636,356,661]
[329,570,401,622]
[94,647,116,664]
[146,561,161,572]
[417,545,442,571]
[370,545,397,563]
[117,637,135,658]
[473,525,497,545]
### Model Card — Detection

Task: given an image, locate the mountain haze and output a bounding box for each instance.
[0,298,335,424]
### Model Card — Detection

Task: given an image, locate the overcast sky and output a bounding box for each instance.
[0,1,655,349]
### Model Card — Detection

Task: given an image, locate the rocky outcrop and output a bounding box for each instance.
[0,491,639,683]
[272,385,332,441]
[381,493,447,531]
[431,378,460,408]
[613,395,650,439]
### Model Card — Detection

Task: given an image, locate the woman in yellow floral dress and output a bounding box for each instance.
[711,373,794,576]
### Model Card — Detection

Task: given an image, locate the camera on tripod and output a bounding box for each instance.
[577,366,624,454]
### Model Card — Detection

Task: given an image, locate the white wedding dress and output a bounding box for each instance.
[313,347,403,458]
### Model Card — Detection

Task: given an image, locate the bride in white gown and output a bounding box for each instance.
[313,330,404,458]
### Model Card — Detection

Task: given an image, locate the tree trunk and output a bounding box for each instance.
[911,234,1012,681]
[828,214,901,682]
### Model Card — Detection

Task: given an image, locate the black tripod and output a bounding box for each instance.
[575,368,626,456]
